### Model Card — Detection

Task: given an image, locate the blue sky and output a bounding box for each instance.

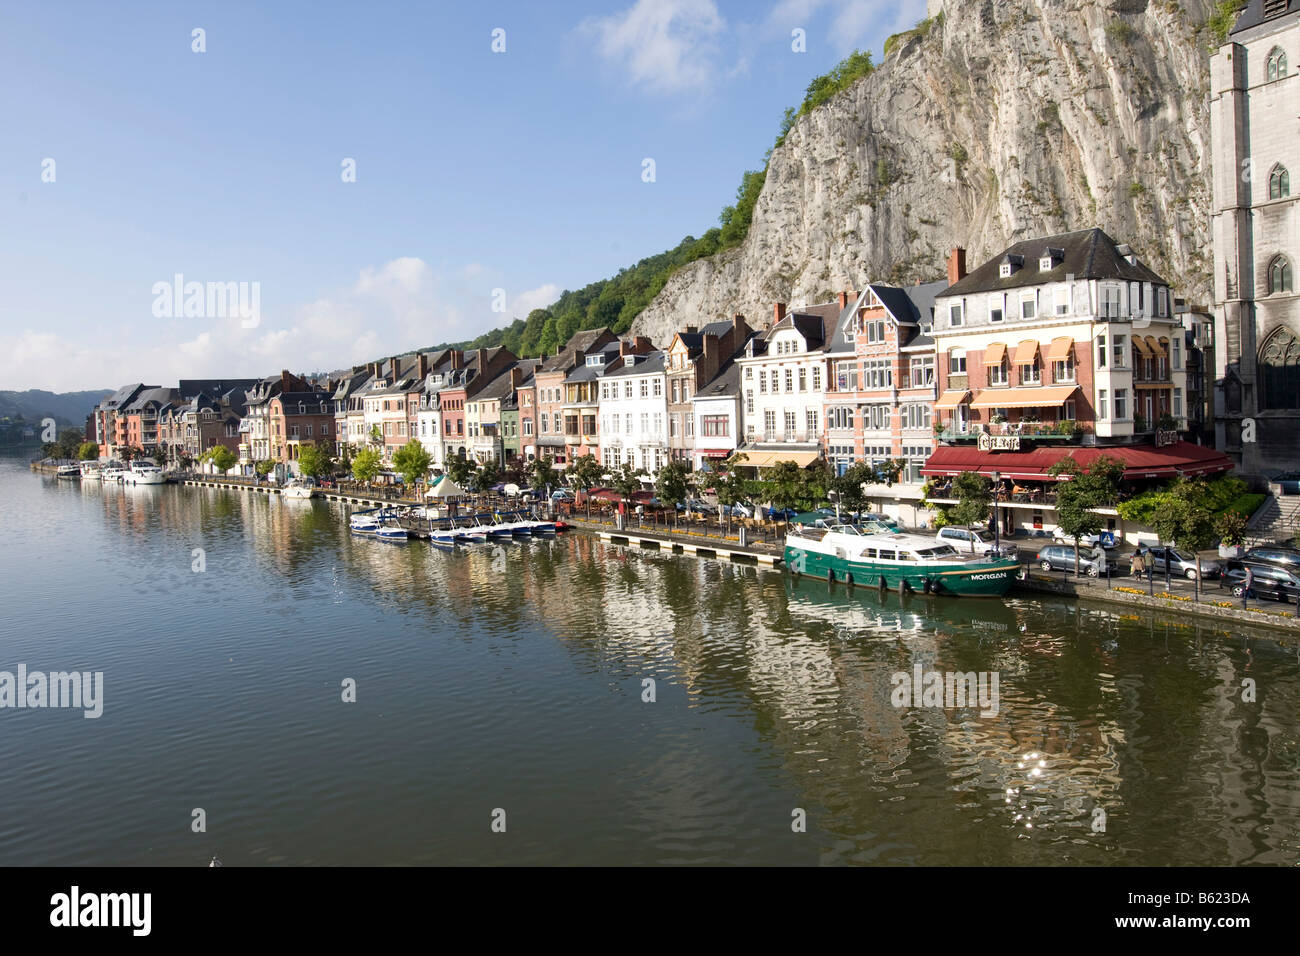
[0,0,925,391]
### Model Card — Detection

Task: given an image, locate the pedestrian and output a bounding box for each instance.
[1243,564,1254,599]
[1131,549,1144,577]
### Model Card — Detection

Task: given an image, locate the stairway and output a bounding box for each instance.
[1245,493,1300,546]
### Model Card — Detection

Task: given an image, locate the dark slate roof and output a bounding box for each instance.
[700,320,734,338]
[603,351,666,378]
[565,363,603,383]
[474,370,517,402]
[943,228,1167,297]
[563,327,614,354]
[101,383,150,410]
[176,378,258,398]
[125,387,178,411]
[1231,0,1298,35]
[695,360,741,399]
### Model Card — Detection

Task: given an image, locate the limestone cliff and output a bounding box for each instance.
[631,0,1219,344]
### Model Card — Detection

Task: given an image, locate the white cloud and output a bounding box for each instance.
[510,283,562,318]
[765,0,928,54]
[0,258,561,391]
[581,0,726,95]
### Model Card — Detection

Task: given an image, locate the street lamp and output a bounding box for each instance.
[992,470,1002,556]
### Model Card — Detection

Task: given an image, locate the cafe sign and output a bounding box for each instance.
[978,434,1021,452]
[1155,429,1179,447]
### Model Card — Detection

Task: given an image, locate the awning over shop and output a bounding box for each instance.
[1045,336,1074,362]
[735,449,821,468]
[1012,340,1039,365]
[969,385,1078,409]
[935,389,971,411]
[922,440,1234,481]
[982,342,1007,366]
[1131,335,1153,357]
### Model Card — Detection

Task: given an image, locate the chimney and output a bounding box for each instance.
[774,301,787,324]
[368,361,380,378]
[838,291,849,309]
[634,336,651,352]
[417,353,429,379]
[449,350,463,370]
[947,247,967,285]
[509,365,523,389]
[475,348,488,378]
[281,370,292,391]
[389,355,401,378]
[685,326,698,335]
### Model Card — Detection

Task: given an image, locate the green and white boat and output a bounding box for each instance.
[783,523,1022,597]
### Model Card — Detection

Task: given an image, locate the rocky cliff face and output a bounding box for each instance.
[631,0,1218,345]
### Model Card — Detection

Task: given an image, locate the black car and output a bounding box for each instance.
[1240,546,1300,572]
[1222,561,1300,602]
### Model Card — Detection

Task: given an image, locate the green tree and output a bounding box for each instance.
[654,459,692,509]
[297,440,335,480]
[202,445,237,474]
[529,454,558,493]
[762,461,806,514]
[474,459,502,492]
[714,468,749,532]
[1150,479,1219,598]
[609,461,645,502]
[1048,455,1123,576]
[391,439,432,487]
[77,442,99,460]
[446,452,477,489]
[368,424,383,447]
[948,472,992,551]
[569,453,603,492]
[255,459,277,478]
[832,461,875,516]
[352,447,382,485]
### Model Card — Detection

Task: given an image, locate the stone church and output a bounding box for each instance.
[1212,0,1300,477]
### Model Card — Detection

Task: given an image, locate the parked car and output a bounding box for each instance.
[1052,529,1115,549]
[1135,545,1221,580]
[936,526,999,555]
[1036,545,1118,577]
[1268,471,1300,495]
[720,502,755,518]
[1222,561,1300,602]
[677,498,716,515]
[550,489,575,501]
[1241,545,1300,571]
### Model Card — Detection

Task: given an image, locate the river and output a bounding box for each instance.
[2,454,1297,865]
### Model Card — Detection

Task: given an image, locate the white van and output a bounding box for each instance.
[936,526,999,555]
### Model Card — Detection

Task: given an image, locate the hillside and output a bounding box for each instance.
[429,0,1224,358]
[0,389,112,428]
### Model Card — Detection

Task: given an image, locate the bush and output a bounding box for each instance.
[1207,1,1248,49]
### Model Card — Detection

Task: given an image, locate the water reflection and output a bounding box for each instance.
[4,462,1299,865]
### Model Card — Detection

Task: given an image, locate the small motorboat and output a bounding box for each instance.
[123,461,166,485]
[349,509,381,534]
[56,464,82,479]
[282,476,316,499]
[101,463,130,482]
[375,518,409,542]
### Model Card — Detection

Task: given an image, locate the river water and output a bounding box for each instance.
[1,454,1298,865]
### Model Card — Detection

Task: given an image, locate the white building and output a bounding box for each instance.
[599,351,668,474]
[733,302,846,468]
[1210,0,1299,476]
[691,360,742,471]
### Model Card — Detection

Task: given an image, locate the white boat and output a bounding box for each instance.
[375,519,409,542]
[101,463,130,482]
[56,464,81,479]
[122,461,166,485]
[282,477,316,499]
[79,462,102,480]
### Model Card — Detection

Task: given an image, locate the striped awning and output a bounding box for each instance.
[935,389,971,410]
[1045,336,1074,362]
[1144,335,1167,357]
[737,450,821,468]
[970,385,1078,409]
[982,342,1007,366]
[1012,340,1039,365]
[1131,335,1153,357]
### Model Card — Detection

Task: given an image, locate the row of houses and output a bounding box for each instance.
[91,227,1238,532]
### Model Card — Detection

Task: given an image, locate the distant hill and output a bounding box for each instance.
[0,389,112,428]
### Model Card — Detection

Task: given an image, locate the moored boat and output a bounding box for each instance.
[282,476,316,499]
[374,518,409,542]
[122,461,166,485]
[56,463,82,479]
[783,523,1021,597]
[349,509,382,534]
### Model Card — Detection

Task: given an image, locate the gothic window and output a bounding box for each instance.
[1270,164,1291,200]
[1270,255,1294,295]
[1260,326,1300,410]
[1266,46,1287,82]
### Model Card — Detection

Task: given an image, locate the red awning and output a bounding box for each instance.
[921,441,1234,481]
